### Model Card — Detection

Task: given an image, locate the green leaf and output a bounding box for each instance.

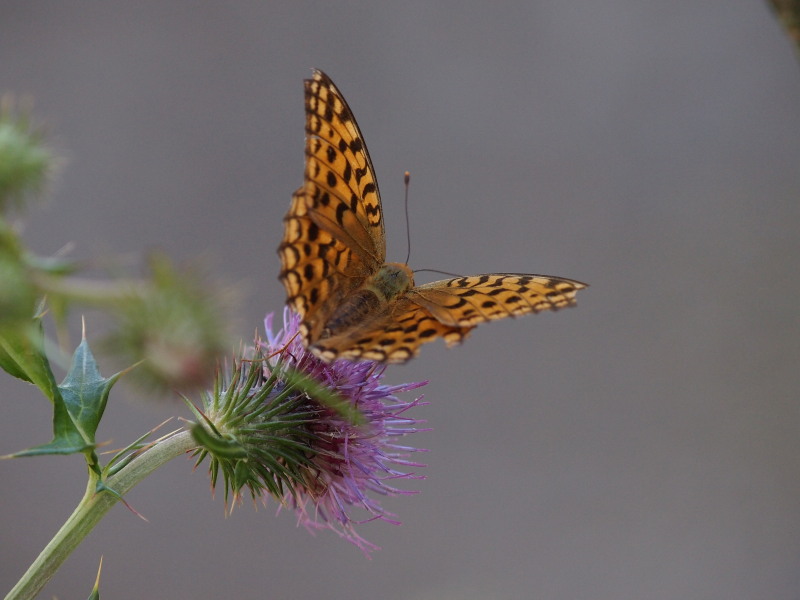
[0,331,32,381]
[16,392,92,457]
[8,334,120,458]
[58,337,120,447]
[0,318,57,393]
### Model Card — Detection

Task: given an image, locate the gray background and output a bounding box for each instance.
[2,2,800,599]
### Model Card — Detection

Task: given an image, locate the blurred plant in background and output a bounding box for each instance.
[768,0,800,53]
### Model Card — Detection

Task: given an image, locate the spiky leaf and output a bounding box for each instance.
[58,337,119,445]
[9,335,119,457]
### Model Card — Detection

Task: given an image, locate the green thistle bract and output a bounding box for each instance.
[191,308,428,553]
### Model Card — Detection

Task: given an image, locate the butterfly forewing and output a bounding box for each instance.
[303,71,385,264]
[279,70,588,364]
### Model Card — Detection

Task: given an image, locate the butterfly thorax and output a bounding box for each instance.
[370,262,415,299]
[320,263,414,339]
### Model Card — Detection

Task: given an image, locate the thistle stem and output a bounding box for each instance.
[4,429,197,600]
[29,272,149,304]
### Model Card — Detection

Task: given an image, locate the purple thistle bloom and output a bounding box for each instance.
[262,308,428,553]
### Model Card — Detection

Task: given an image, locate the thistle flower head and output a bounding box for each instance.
[107,254,229,392]
[0,96,53,213]
[191,307,428,553]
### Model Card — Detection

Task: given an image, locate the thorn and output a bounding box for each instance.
[119,494,150,522]
[94,555,104,588]
[267,330,301,359]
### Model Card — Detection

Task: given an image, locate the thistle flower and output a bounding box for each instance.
[0,96,53,213]
[191,307,428,553]
[105,254,230,392]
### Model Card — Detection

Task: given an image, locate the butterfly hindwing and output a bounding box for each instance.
[408,274,587,327]
[279,189,370,342]
[308,274,586,363]
[309,298,472,363]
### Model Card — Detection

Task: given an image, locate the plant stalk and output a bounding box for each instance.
[5,429,197,600]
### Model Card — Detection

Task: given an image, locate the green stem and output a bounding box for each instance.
[5,429,197,600]
[29,272,149,305]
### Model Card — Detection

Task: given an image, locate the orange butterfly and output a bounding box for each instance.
[279,70,587,363]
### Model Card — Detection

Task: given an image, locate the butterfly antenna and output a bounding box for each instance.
[414,268,465,278]
[403,171,412,266]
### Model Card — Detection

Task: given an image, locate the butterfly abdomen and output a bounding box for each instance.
[320,263,414,340]
[321,290,382,339]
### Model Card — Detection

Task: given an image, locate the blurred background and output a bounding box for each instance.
[2,2,799,598]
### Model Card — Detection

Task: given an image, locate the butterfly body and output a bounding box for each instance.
[321,262,413,339]
[279,70,587,363]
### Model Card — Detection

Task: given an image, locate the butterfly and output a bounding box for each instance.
[278,69,587,363]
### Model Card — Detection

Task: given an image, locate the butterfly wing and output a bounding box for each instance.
[308,297,472,363]
[279,69,386,343]
[310,274,587,363]
[301,69,385,264]
[408,274,587,326]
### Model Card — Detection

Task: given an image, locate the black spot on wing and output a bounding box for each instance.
[335,202,347,225]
